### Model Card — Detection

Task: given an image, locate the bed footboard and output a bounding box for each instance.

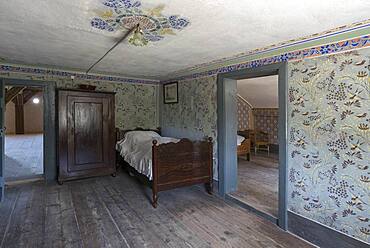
[151,137,213,208]
[237,138,251,161]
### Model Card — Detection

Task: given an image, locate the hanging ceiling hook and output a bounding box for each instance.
[86,24,139,75]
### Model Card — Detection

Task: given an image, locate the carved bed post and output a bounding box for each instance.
[152,139,159,208]
[205,137,213,194]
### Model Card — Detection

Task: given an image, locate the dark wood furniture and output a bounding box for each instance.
[116,128,213,208]
[237,138,251,161]
[57,89,116,184]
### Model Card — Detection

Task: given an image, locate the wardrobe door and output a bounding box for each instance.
[58,90,115,182]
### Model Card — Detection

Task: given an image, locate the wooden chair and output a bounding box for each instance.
[254,130,270,156]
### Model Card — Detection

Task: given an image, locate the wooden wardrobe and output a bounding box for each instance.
[57,89,116,184]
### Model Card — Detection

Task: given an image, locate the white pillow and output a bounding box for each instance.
[125,131,161,146]
[237,135,245,146]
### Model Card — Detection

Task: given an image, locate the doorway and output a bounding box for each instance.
[0,78,57,202]
[217,63,287,229]
[4,85,44,181]
[231,75,279,218]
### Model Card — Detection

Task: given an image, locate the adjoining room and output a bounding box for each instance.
[4,86,43,181]
[0,1,369,247]
[232,75,279,218]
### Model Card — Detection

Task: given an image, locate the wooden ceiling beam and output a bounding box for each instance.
[14,94,25,134]
[22,88,42,104]
[5,86,26,104]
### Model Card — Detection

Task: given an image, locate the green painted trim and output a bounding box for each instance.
[169,27,370,78]
[0,79,4,202]
[217,62,288,230]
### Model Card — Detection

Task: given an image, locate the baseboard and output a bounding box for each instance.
[225,194,278,225]
[0,187,2,202]
[213,179,219,194]
[288,211,369,248]
[5,175,44,186]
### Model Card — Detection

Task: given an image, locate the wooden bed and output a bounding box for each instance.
[237,138,251,161]
[116,128,213,208]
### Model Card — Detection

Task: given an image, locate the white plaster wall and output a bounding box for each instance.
[24,92,43,133]
[237,75,278,108]
[5,102,15,134]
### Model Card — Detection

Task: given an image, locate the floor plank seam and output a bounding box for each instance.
[41,184,48,248]
[69,184,85,248]
[0,188,21,248]
[0,173,314,248]
[91,183,132,248]
[108,177,201,248]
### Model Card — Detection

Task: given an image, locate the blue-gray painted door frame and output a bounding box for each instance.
[0,79,4,202]
[0,78,57,183]
[217,62,288,230]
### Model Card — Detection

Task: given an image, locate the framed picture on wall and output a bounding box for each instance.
[163,81,178,104]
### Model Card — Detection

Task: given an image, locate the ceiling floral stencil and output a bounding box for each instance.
[287,49,369,244]
[91,0,190,46]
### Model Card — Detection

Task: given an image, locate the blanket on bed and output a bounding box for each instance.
[116,131,179,180]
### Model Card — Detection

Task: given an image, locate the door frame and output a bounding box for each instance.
[0,79,4,201]
[0,78,57,184]
[217,62,288,229]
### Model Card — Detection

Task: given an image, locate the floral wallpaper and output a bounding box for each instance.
[253,108,279,145]
[237,96,252,131]
[287,49,370,243]
[161,76,218,177]
[237,100,278,145]
[57,80,158,129]
[0,73,159,129]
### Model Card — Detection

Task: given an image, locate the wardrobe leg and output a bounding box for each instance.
[152,190,158,208]
[205,182,213,194]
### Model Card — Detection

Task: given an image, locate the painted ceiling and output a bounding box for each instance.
[0,0,369,80]
[237,75,278,108]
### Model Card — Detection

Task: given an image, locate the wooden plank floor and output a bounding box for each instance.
[4,134,43,180]
[230,153,279,217]
[0,171,313,248]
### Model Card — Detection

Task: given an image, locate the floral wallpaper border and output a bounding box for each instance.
[163,35,370,82]
[0,72,159,130]
[0,64,158,85]
[1,35,369,85]
[169,20,370,76]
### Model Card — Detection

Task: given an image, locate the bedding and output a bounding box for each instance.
[237,135,245,146]
[116,131,179,180]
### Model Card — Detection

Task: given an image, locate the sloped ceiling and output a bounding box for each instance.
[237,75,278,108]
[0,0,369,79]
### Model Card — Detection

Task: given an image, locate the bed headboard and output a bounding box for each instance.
[115,127,162,142]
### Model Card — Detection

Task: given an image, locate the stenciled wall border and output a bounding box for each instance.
[163,35,370,83]
[0,64,159,85]
[168,20,370,76]
[0,35,369,85]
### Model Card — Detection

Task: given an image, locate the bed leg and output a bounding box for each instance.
[152,191,158,208]
[247,153,250,161]
[205,182,213,195]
